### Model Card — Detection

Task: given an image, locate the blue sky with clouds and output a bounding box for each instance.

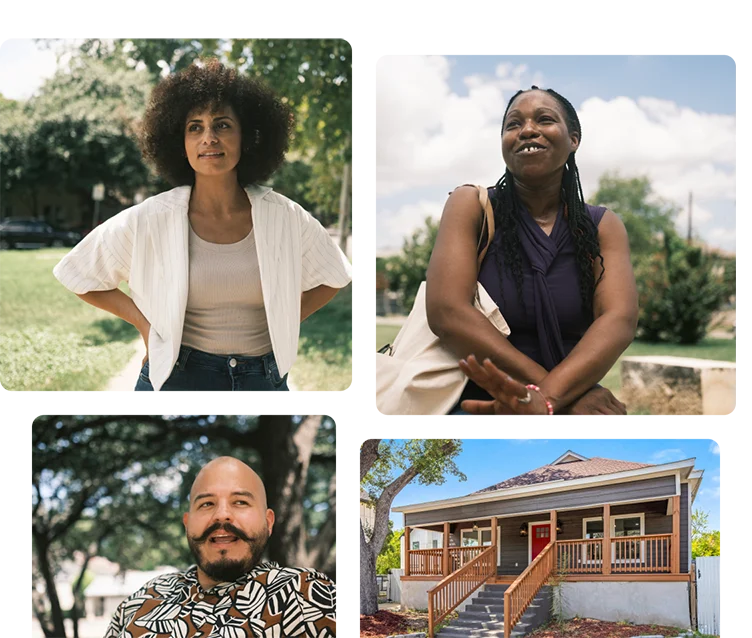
[377,55,735,253]
[387,439,720,531]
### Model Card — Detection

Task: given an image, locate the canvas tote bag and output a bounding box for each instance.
[376,185,510,415]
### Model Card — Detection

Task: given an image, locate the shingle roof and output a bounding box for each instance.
[473,456,653,493]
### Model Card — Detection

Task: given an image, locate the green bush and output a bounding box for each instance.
[635,232,725,344]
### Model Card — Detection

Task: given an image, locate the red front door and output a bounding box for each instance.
[531,524,551,560]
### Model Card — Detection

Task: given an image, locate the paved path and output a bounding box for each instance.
[103,339,298,391]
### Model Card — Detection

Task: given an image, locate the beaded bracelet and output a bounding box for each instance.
[525,384,554,415]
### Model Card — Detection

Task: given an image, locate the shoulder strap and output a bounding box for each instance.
[475,185,495,269]
[450,184,495,269]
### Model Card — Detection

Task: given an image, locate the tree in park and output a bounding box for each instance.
[635,230,725,343]
[0,55,154,222]
[360,439,466,615]
[590,172,677,257]
[32,415,335,638]
[692,509,720,558]
[384,216,440,310]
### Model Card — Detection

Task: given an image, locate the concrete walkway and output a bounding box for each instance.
[103,339,297,391]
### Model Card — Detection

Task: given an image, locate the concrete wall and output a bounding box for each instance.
[399,578,472,613]
[561,581,690,628]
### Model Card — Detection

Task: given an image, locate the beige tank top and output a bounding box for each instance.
[181,226,273,356]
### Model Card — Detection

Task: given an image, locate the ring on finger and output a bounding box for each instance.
[518,391,532,404]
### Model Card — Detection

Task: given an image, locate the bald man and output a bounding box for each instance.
[104,457,336,637]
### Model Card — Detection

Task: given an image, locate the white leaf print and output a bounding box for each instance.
[172,617,190,638]
[298,599,324,622]
[236,580,267,617]
[133,601,182,634]
[308,580,336,612]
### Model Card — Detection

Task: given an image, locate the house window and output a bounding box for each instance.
[461,529,492,547]
[582,513,646,562]
[536,526,550,539]
[94,597,105,617]
[432,540,439,549]
[584,519,604,539]
[412,541,420,550]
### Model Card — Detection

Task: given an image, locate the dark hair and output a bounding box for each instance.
[492,86,604,316]
[140,59,293,187]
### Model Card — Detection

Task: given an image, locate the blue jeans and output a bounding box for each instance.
[135,346,289,391]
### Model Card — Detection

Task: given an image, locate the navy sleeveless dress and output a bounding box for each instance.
[457,187,607,405]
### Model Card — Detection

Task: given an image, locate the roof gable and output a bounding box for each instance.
[474,456,653,494]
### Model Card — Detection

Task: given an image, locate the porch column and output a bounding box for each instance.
[404,526,411,576]
[491,516,498,547]
[671,495,681,574]
[549,510,557,543]
[602,504,611,575]
[443,522,450,577]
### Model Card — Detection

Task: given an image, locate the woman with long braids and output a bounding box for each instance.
[426,86,638,415]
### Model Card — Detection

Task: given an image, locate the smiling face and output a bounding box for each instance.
[501,90,579,183]
[184,105,243,178]
[183,457,274,587]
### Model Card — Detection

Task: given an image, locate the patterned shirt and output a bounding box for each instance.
[104,562,336,638]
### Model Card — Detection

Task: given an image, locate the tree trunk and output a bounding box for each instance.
[34,533,67,638]
[256,416,337,579]
[337,148,351,255]
[360,525,379,615]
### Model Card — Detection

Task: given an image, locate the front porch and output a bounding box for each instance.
[402,496,687,583]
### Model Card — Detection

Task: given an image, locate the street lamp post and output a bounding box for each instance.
[92,183,105,228]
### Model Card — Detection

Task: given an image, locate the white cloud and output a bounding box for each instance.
[378,199,445,251]
[504,432,548,445]
[377,59,735,250]
[650,448,686,463]
[377,56,538,197]
[709,442,721,455]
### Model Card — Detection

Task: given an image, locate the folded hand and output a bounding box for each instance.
[459,355,551,415]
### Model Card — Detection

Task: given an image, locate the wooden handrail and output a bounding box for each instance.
[427,544,496,638]
[504,542,555,638]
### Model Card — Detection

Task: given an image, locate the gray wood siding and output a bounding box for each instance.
[404,476,676,527]
[681,483,689,574]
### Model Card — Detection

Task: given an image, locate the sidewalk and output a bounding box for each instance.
[103,340,298,391]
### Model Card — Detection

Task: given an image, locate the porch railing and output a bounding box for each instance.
[408,548,444,576]
[503,542,555,638]
[555,534,673,574]
[449,546,484,570]
[427,544,496,638]
[408,546,486,576]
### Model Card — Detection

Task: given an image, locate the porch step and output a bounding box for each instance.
[435,585,550,638]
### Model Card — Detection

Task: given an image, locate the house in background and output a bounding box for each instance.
[84,566,177,621]
[393,450,703,637]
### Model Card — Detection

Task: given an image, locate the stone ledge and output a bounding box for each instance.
[621,356,735,415]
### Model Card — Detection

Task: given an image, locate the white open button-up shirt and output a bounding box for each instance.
[53,185,352,390]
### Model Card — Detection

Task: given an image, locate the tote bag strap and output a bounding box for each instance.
[474,185,495,269]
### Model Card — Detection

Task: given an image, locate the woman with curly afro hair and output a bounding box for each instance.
[54,59,351,391]
[425,87,638,414]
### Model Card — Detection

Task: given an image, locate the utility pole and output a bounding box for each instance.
[687,191,693,245]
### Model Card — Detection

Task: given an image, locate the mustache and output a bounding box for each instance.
[190,522,252,544]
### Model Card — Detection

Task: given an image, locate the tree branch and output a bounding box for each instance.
[360,439,381,481]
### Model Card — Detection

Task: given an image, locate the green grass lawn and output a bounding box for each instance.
[0,248,352,391]
[294,283,352,390]
[0,248,140,390]
[376,317,735,396]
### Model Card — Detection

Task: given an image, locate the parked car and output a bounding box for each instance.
[0,219,82,249]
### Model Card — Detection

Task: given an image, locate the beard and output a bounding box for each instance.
[187,521,270,584]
